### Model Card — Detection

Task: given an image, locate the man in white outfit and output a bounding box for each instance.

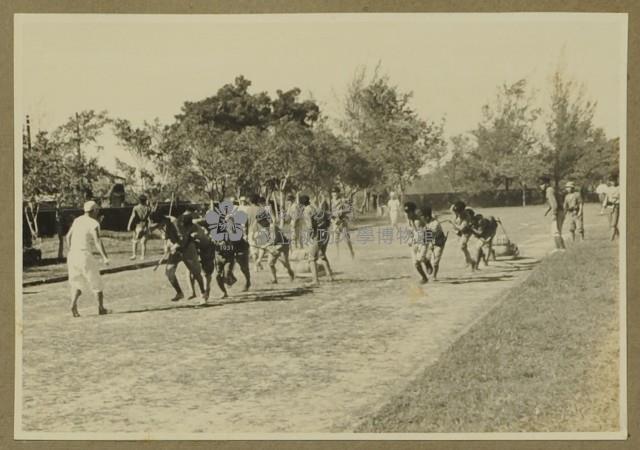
[66,200,110,317]
[387,192,401,230]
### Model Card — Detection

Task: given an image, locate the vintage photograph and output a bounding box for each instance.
[14,13,627,439]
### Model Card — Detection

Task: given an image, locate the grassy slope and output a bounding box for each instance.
[357,238,620,433]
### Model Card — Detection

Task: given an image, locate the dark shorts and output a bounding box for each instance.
[199,246,215,276]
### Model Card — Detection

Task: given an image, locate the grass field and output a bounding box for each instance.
[18,204,621,434]
[356,237,620,433]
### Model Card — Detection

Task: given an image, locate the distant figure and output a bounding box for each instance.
[563,181,584,242]
[66,201,110,317]
[331,187,355,259]
[539,176,566,252]
[596,180,609,215]
[387,192,401,230]
[127,194,151,260]
[286,194,304,249]
[604,173,620,241]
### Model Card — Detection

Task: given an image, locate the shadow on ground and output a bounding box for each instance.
[116,286,315,315]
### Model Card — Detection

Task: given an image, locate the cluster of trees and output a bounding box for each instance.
[23,71,444,238]
[436,71,619,204]
[23,66,619,240]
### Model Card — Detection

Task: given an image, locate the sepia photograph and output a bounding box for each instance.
[14,13,627,439]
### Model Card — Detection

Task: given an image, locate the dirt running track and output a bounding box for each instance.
[18,205,608,434]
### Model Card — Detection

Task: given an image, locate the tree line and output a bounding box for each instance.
[435,73,619,205]
[23,65,619,240]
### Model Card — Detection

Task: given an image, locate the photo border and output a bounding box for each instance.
[1,1,637,449]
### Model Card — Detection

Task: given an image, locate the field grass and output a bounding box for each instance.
[356,237,620,433]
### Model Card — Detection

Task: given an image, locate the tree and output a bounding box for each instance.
[340,65,444,202]
[470,79,544,205]
[112,118,156,193]
[23,131,66,243]
[52,110,111,205]
[571,132,619,187]
[544,70,598,188]
[177,75,272,132]
[272,88,320,126]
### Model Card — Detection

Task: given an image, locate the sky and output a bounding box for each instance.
[15,13,627,173]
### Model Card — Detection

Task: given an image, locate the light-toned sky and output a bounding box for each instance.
[15,13,627,172]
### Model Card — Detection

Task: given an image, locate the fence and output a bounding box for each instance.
[24,201,206,239]
[404,188,600,212]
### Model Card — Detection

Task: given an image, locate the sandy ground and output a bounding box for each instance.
[19,204,612,433]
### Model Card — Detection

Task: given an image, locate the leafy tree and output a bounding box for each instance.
[52,110,111,205]
[571,132,619,187]
[112,118,156,193]
[470,79,544,204]
[544,70,598,188]
[177,75,272,132]
[272,88,320,126]
[341,65,444,201]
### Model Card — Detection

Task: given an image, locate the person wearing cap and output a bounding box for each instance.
[540,176,566,252]
[127,194,152,260]
[563,181,584,242]
[387,192,401,231]
[65,201,110,317]
[331,187,355,259]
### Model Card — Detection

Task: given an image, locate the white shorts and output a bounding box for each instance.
[67,251,104,293]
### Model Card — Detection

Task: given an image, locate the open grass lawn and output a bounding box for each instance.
[357,237,620,432]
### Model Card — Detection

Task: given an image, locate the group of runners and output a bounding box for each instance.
[64,188,356,316]
[64,173,621,317]
[400,199,502,284]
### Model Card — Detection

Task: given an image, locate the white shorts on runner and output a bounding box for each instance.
[67,251,104,293]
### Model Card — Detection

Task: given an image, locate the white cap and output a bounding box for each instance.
[83,200,98,212]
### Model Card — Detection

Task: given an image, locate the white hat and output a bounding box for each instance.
[83,200,98,212]
[565,181,576,188]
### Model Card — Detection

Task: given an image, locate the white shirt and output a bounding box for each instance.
[387,199,401,214]
[68,215,100,254]
[596,183,608,195]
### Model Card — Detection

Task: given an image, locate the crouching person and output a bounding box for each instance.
[150,210,207,303]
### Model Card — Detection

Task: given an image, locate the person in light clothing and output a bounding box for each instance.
[595,180,608,215]
[66,201,110,317]
[387,192,401,230]
[540,176,566,252]
[604,173,620,241]
[563,181,584,241]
